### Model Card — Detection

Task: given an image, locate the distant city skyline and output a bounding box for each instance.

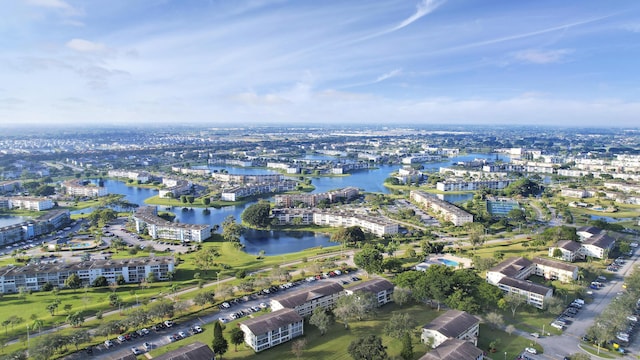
[1,0,639,127]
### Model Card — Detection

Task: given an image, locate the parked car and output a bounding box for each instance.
[525,347,537,354]
[193,325,203,333]
[164,320,174,328]
[131,347,142,355]
[143,342,152,351]
[104,340,114,348]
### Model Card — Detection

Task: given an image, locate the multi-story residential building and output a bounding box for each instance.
[266,162,300,174]
[344,278,394,306]
[531,257,578,283]
[312,211,398,237]
[548,240,583,262]
[410,191,473,226]
[436,179,514,192]
[0,256,174,293]
[486,257,560,309]
[0,196,54,211]
[239,308,304,352]
[133,206,211,242]
[0,209,70,246]
[275,187,359,208]
[419,338,484,360]
[396,167,424,184]
[171,166,211,176]
[402,154,441,164]
[0,181,20,194]
[220,180,297,201]
[421,310,479,348]
[107,170,150,183]
[604,182,640,194]
[212,173,283,184]
[158,179,192,198]
[582,233,616,259]
[270,282,344,317]
[560,188,592,198]
[63,179,108,197]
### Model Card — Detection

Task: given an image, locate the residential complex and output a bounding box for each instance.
[274,187,359,208]
[410,191,473,226]
[220,180,297,201]
[239,308,304,352]
[271,208,399,237]
[421,310,480,348]
[107,170,151,183]
[0,209,70,246]
[133,206,211,242]
[548,226,616,261]
[436,179,514,192]
[343,277,394,306]
[63,179,108,197]
[270,282,344,317]
[0,256,174,293]
[0,196,54,211]
[158,178,192,198]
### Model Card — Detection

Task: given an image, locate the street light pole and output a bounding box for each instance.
[504,351,507,360]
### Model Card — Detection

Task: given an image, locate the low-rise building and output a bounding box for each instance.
[410,191,473,226]
[582,233,616,259]
[0,196,54,211]
[0,256,174,293]
[548,240,583,262]
[418,338,484,360]
[239,308,304,352]
[133,206,211,242]
[421,310,479,348]
[158,179,192,198]
[436,179,514,192]
[153,341,215,360]
[486,257,556,309]
[270,282,344,317]
[344,278,394,306]
[532,257,578,283]
[63,179,107,197]
[275,187,359,208]
[0,209,70,246]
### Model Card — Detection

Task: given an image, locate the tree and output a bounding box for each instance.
[333,291,377,329]
[331,226,366,245]
[499,293,527,318]
[384,312,416,339]
[66,312,85,327]
[221,216,243,244]
[68,329,90,351]
[212,321,228,359]
[382,258,403,273]
[64,273,83,289]
[348,335,389,360]
[194,247,220,274]
[484,312,504,329]
[146,272,157,284]
[400,332,414,360]
[92,276,108,287]
[229,327,244,352]
[391,287,413,306]
[241,201,272,228]
[46,303,59,317]
[354,244,384,275]
[116,274,126,285]
[1,321,9,336]
[309,307,334,335]
[63,304,73,315]
[291,338,307,359]
[552,248,564,259]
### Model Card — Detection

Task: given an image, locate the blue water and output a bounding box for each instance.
[437,258,459,267]
[589,215,633,223]
[0,215,30,227]
[241,229,335,255]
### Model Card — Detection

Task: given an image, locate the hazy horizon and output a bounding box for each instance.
[2,0,640,127]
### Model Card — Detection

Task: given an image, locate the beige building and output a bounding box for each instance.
[410,191,473,226]
[133,206,211,242]
[270,282,344,317]
[421,310,479,348]
[344,278,394,306]
[239,309,304,352]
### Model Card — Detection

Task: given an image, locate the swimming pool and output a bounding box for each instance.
[437,258,459,267]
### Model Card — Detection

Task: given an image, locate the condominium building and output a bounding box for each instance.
[312,211,398,237]
[220,180,297,201]
[410,191,473,226]
[0,181,20,194]
[0,196,54,211]
[0,256,174,293]
[419,338,483,360]
[436,179,514,192]
[133,206,211,242]
[63,179,108,197]
[274,187,359,208]
[270,282,344,317]
[421,310,479,348]
[0,209,70,246]
[107,170,150,183]
[239,308,304,352]
[158,179,192,198]
[212,173,283,184]
[344,278,394,306]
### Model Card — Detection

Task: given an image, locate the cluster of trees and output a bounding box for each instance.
[394,266,503,313]
[29,329,90,360]
[331,226,366,246]
[221,216,243,247]
[87,208,117,228]
[241,201,272,228]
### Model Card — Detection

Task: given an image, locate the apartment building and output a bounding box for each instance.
[158,178,192,198]
[419,338,484,360]
[0,196,54,211]
[266,162,301,174]
[0,209,70,246]
[0,181,21,194]
[0,256,174,293]
[344,278,394,306]
[212,173,283,184]
[133,206,211,242]
[220,180,297,201]
[312,211,399,237]
[548,240,583,262]
[107,170,150,183]
[436,179,514,192]
[274,187,359,208]
[239,308,304,352]
[531,257,579,283]
[421,310,479,348]
[63,179,108,197]
[270,282,344,317]
[410,191,473,226]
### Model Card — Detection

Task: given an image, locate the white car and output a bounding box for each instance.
[525,347,537,355]
[193,325,203,333]
[104,339,114,348]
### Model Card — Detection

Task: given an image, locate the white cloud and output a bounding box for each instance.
[375,68,402,83]
[513,49,573,64]
[24,0,83,16]
[391,0,445,32]
[621,23,640,33]
[66,39,107,53]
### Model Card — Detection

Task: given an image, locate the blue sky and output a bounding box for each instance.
[1,0,640,127]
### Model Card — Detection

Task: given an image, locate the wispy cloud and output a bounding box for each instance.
[513,49,573,64]
[66,39,107,53]
[621,23,640,33]
[24,0,83,16]
[390,0,445,33]
[375,68,402,83]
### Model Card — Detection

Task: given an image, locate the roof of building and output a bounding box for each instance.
[584,233,616,249]
[134,206,209,230]
[271,282,344,309]
[532,257,579,273]
[153,341,215,360]
[346,278,394,294]
[419,338,483,360]
[240,308,303,335]
[577,226,603,237]
[489,257,532,277]
[554,240,582,252]
[498,277,552,296]
[422,310,479,338]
